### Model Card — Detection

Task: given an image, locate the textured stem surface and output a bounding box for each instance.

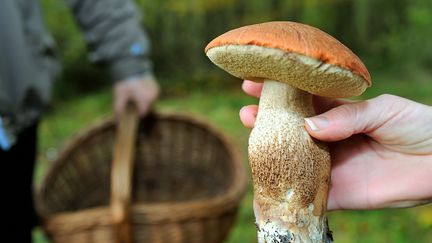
[248,80,332,243]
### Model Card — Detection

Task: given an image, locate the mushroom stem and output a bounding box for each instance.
[249,80,333,243]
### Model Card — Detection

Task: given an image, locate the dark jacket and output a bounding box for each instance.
[0,0,153,149]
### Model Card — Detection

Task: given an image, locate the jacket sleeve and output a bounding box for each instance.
[66,0,153,81]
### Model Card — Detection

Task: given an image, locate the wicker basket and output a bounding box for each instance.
[36,109,248,243]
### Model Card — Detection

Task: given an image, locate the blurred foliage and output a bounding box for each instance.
[40,0,432,100]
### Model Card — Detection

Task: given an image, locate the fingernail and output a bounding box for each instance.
[305,117,329,131]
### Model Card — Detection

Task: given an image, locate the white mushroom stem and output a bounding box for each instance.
[249,80,332,243]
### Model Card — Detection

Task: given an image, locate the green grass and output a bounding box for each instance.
[34,73,432,242]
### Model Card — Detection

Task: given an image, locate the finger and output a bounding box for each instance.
[240,105,258,128]
[326,188,339,211]
[134,95,152,116]
[114,90,128,117]
[304,95,405,142]
[242,80,263,98]
[312,96,352,114]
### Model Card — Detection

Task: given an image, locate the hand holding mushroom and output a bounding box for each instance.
[206,21,371,242]
[241,86,432,210]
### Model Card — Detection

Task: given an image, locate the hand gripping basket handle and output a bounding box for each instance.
[110,103,139,243]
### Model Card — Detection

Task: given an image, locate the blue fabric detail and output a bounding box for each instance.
[0,118,11,151]
[130,42,145,56]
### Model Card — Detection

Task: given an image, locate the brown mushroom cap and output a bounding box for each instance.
[205,21,371,98]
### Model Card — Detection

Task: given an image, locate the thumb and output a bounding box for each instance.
[304,95,399,142]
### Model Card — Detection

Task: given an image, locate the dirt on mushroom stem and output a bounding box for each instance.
[249,80,332,243]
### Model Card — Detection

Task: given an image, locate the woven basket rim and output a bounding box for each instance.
[36,111,248,221]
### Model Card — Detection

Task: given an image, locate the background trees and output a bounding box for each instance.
[41,0,432,97]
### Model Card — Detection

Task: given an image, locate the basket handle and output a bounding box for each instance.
[110,103,139,243]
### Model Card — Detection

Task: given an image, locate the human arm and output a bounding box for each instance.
[240,80,432,210]
[66,0,159,115]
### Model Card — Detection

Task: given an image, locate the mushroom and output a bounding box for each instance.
[205,21,371,243]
